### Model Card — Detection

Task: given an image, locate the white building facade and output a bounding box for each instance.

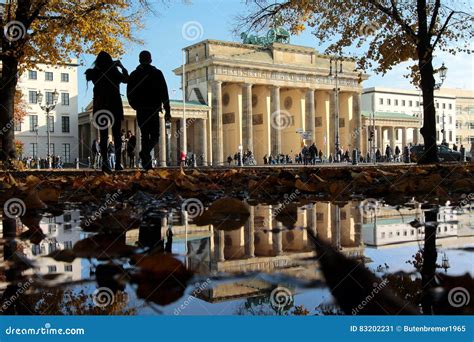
[15,62,79,164]
[362,87,458,145]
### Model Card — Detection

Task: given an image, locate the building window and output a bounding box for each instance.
[61,116,70,133]
[46,91,56,105]
[29,115,38,132]
[45,71,53,81]
[14,121,21,131]
[456,135,462,144]
[436,115,439,124]
[416,101,420,107]
[64,212,72,222]
[64,265,73,272]
[28,70,37,80]
[31,244,41,256]
[442,103,446,109]
[64,241,73,249]
[449,131,453,142]
[449,103,452,110]
[379,98,383,105]
[456,121,462,129]
[61,73,69,82]
[394,99,398,106]
[50,143,55,156]
[402,100,406,106]
[28,90,37,104]
[47,116,54,132]
[61,93,69,106]
[387,99,391,105]
[409,100,413,106]
[339,118,345,128]
[62,143,71,163]
[449,116,452,124]
[436,102,439,108]
[437,131,440,140]
[31,143,38,158]
[48,265,57,273]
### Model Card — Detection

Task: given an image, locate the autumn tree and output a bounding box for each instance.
[0,0,151,165]
[238,0,473,163]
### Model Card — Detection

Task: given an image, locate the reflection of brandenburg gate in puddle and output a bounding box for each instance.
[185,202,364,303]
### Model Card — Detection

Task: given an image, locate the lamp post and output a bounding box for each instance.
[434,63,448,90]
[34,124,39,169]
[329,57,343,162]
[37,89,59,169]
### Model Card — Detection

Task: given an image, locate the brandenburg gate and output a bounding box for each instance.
[174,34,366,165]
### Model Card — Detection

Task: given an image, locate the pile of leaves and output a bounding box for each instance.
[0,164,472,208]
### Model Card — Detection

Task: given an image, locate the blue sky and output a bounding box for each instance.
[77,0,473,110]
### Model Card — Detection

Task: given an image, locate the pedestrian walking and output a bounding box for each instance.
[127,50,171,171]
[126,130,136,168]
[107,140,116,169]
[85,51,128,173]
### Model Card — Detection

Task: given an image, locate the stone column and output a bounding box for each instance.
[211,80,223,166]
[244,206,255,258]
[329,90,337,157]
[217,229,225,262]
[272,222,283,256]
[413,128,419,144]
[377,126,383,150]
[353,92,362,151]
[270,86,281,156]
[402,127,407,149]
[159,115,166,167]
[170,120,178,166]
[305,89,315,143]
[389,126,396,151]
[200,119,208,166]
[242,83,253,152]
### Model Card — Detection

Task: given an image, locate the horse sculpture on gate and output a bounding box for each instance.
[241,27,290,47]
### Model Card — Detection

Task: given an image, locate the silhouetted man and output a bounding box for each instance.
[127,50,171,170]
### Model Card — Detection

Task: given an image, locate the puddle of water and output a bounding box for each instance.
[1,200,473,315]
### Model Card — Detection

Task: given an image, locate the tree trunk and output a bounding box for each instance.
[421,209,438,315]
[416,0,438,164]
[0,56,19,163]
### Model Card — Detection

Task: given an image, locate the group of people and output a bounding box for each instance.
[227,150,256,166]
[86,50,170,172]
[91,130,136,170]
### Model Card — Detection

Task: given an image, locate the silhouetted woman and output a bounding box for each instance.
[85,51,128,172]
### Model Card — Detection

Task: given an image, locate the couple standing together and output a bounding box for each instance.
[86,50,171,172]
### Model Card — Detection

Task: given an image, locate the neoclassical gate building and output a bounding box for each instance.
[174,38,366,165]
[79,38,366,166]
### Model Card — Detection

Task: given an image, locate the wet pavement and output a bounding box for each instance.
[1,198,472,315]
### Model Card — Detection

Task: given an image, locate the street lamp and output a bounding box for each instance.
[329,57,343,162]
[34,124,39,169]
[37,89,59,168]
[434,62,448,89]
